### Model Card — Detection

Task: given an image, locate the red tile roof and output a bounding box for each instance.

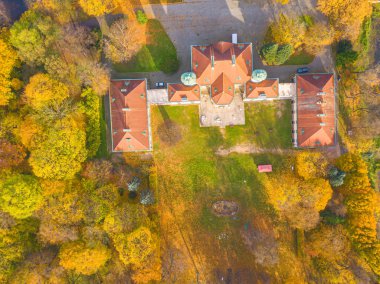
[296,74,335,147]
[211,73,234,105]
[110,79,150,152]
[246,79,279,99]
[167,84,200,102]
[191,42,252,104]
[258,165,273,173]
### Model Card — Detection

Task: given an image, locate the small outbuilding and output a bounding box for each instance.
[258,165,272,173]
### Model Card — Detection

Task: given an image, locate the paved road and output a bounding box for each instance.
[113,0,334,85]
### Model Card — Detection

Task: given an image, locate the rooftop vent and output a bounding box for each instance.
[317,92,326,96]
[124,81,130,86]
[316,113,326,117]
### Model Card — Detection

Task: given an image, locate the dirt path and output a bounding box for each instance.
[216,144,295,156]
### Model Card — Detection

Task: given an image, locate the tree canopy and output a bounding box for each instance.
[10,10,59,65]
[78,0,117,16]
[29,127,87,180]
[0,174,43,219]
[59,240,111,275]
[0,36,19,105]
[24,73,69,110]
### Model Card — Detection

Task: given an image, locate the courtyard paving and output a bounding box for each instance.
[199,92,245,128]
[112,0,334,86]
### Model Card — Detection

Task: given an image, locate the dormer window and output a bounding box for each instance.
[246,59,250,66]
[140,94,145,99]
[181,95,188,101]
[320,122,326,126]
[112,97,116,102]
[214,87,218,93]
[124,81,130,86]
[121,88,127,93]
[194,62,198,68]
[301,128,305,135]
[317,92,326,96]
[142,130,147,136]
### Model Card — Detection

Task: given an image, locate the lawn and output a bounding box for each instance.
[150,104,291,281]
[284,50,314,65]
[113,19,179,74]
[224,100,292,148]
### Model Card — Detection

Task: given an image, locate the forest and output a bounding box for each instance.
[0,0,379,283]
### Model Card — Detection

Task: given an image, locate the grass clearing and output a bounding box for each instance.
[113,19,179,74]
[150,104,289,279]
[224,100,292,148]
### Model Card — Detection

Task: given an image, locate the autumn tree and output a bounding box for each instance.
[37,180,85,244]
[114,226,157,267]
[265,172,332,230]
[0,139,26,169]
[295,151,327,180]
[29,127,87,180]
[317,0,372,40]
[336,153,380,276]
[104,18,144,63]
[0,213,39,282]
[304,22,334,55]
[78,0,117,16]
[24,73,69,110]
[59,240,111,275]
[270,14,306,49]
[0,35,19,105]
[0,174,43,219]
[10,10,59,65]
[35,0,76,24]
[82,159,113,186]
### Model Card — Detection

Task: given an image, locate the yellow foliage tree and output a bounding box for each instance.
[114,226,157,266]
[295,151,327,180]
[24,73,69,110]
[304,22,334,55]
[78,0,117,16]
[317,0,372,40]
[265,172,332,230]
[59,241,111,275]
[0,37,19,105]
[270,14,306,48]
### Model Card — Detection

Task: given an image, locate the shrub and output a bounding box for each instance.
[300,15,314,28]
[336,40,358,67]
[261,43,278,65]
[275,44,293,65]
[136,10,148,24]
[261,43,293,65]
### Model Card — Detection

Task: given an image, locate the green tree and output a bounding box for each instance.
[275,44,293,65]
[260,43,293,65]
[80,88,101,157]
[29,128,87,180]
[59,240,111,275]
[0,174,43,219]
[9,10,59,65]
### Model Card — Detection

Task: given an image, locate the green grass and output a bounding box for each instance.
[96,96,109,158]
[353,16,373,72]
[224,100,292,148]
[114,19,179,74]
[284,51,314,65]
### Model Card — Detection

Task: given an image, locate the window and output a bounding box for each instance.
[112,97,116,102]
[320,122,326,126]
[124,81,130,86]
[142,130,147,136]
[301,128,305,135]
[228,86,232,91]
[140,94,145,99]
[249,86,253,91]
[236,76,241,80]
[181,95,188,101]
[120,88,127,93]
[194,62,198,68]
[246,59,250,66]
[126,137,131,141]
[214,87,218,93]
[259,92,266,97]
[300,88,304,94]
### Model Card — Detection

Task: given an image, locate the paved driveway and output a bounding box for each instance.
[114,0,334,85]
